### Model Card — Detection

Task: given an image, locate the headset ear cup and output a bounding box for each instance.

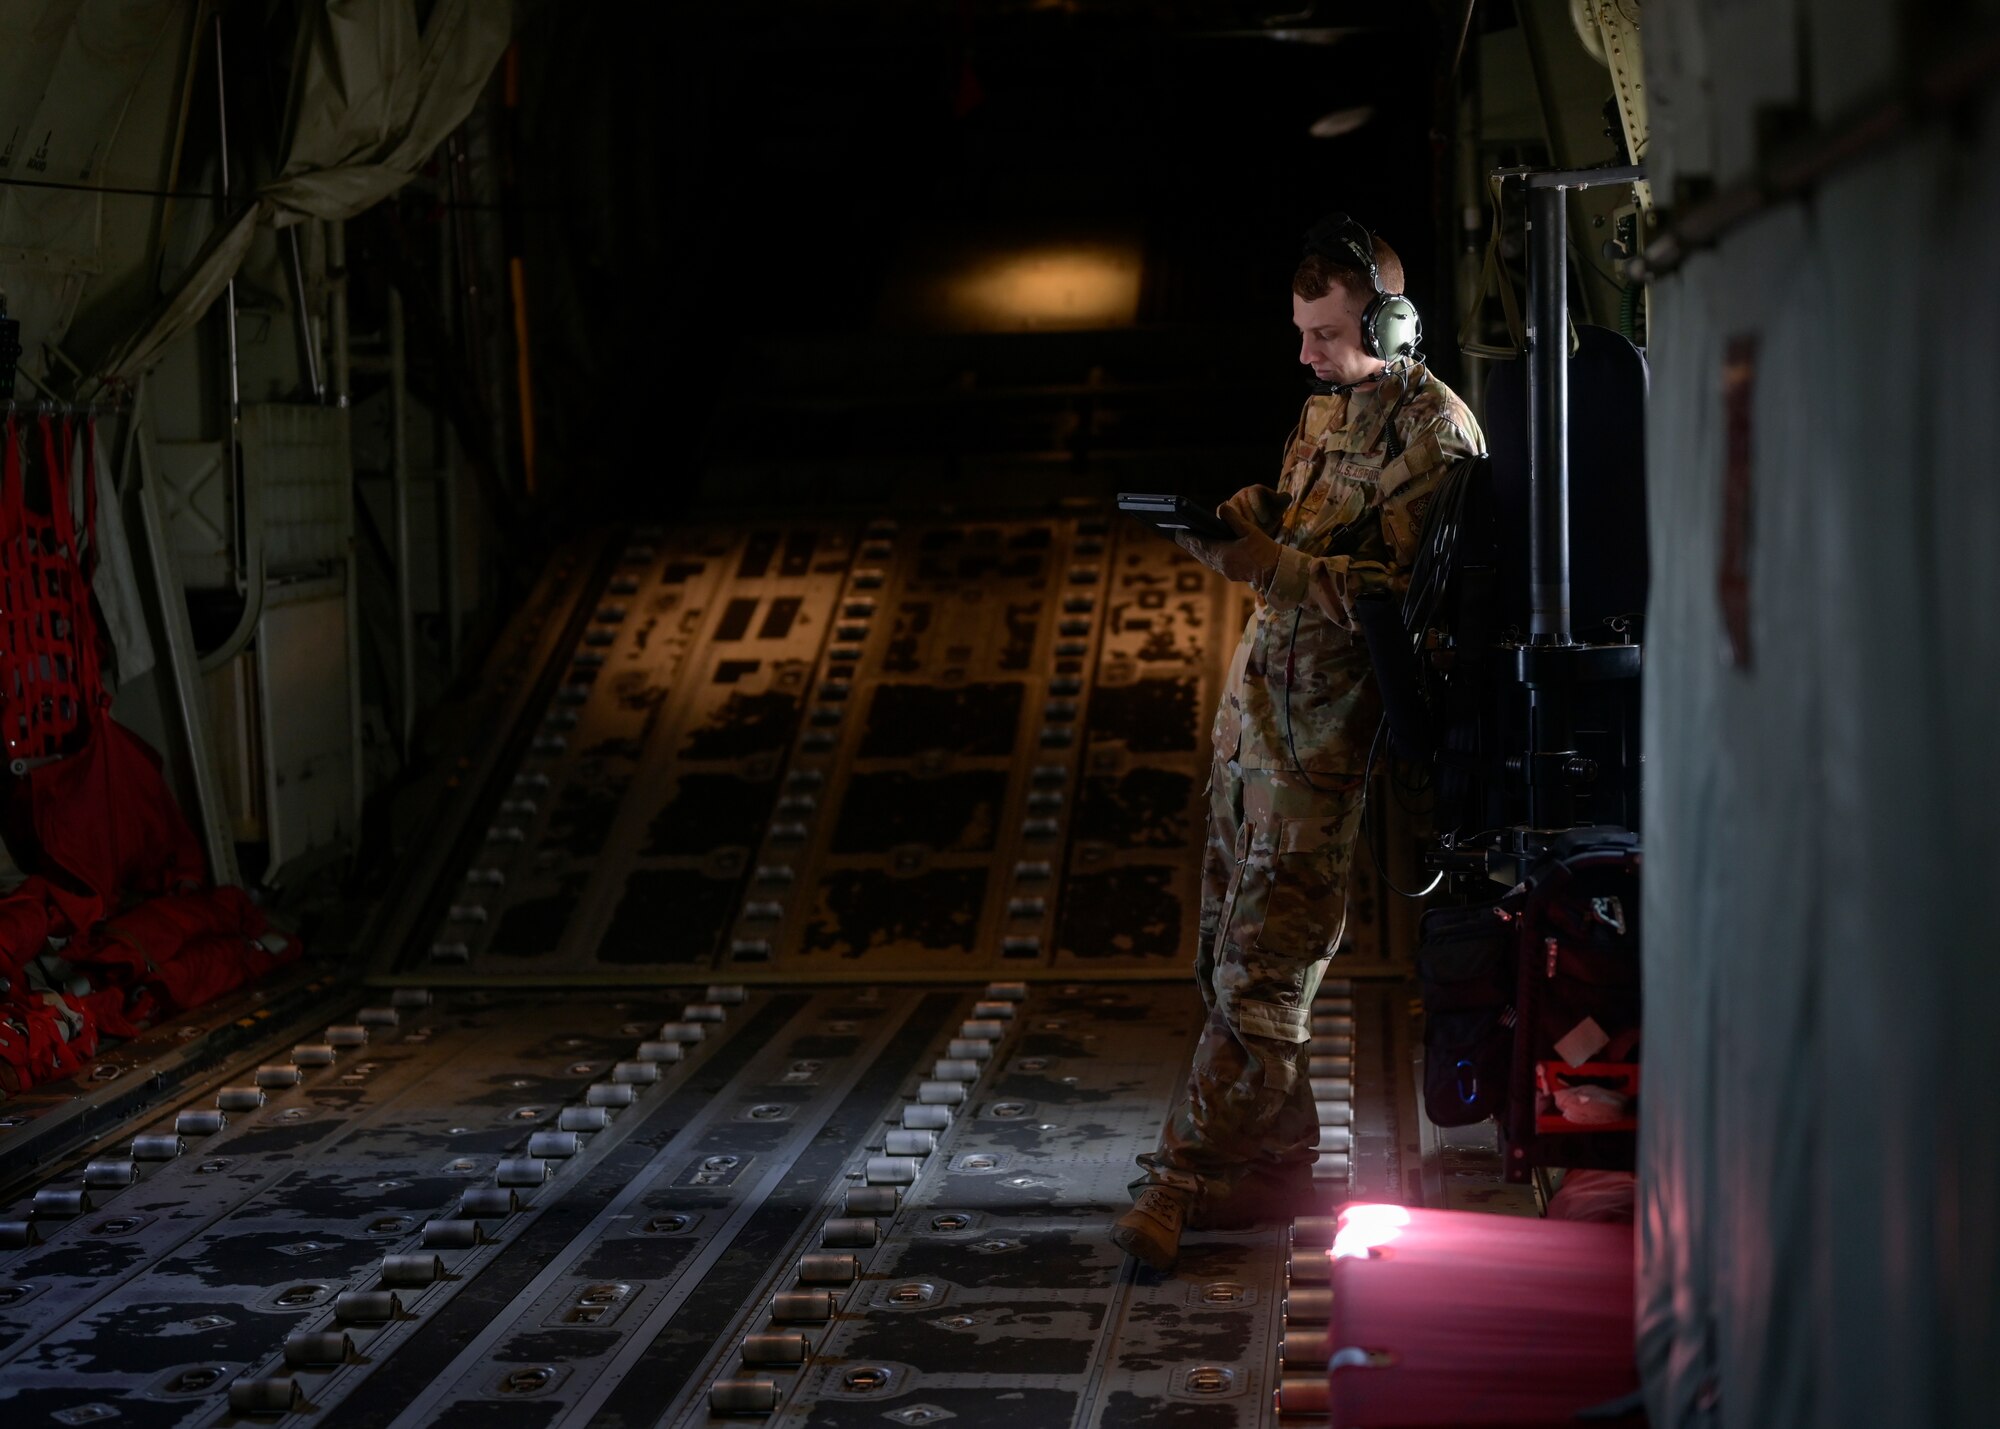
[1373,294,1422,361]
[1359,294,1386,359]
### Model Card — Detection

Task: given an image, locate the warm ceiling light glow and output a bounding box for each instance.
[1331,1203,1410,1259]
[1309,106,1374,139]
[945,245,1142,331]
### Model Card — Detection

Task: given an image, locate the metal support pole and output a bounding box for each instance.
[1485,164,1647,848]
[132,391,242,889]
[435,165,464,675]
[344,511,364,841]
[440,424,462,675]
[1455,85,1486,415]
[389,288,415,755]
[328,220,351,408]
[284,226,324,403]
[328,217,362,840]
[195,8,266,677]
[214,14,240,430]
[1523,688,1574,833]
[1525,178,1577,831]
[1526,181,1571,645]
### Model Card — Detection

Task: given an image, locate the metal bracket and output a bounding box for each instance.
[1494,163,1648,190]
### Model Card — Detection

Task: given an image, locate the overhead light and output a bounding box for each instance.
[1308,105,1374,139]
[1197,27,1359,46]
[1258,27,1357,45]
[943,245,1142,332]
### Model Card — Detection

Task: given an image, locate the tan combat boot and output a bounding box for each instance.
[1112,1185,1190,1271]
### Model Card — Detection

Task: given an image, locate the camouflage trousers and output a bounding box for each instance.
[1131,756,1364,1210]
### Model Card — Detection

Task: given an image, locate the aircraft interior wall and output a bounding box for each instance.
[4,2,1996,1426]
[1638,3,2000,1425]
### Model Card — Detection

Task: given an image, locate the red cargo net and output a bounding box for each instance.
[0,411,286,1099]
[0,409,103,767]
[0,406,206,949]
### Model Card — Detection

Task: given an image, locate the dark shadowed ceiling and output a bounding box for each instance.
[514,1,1462,514]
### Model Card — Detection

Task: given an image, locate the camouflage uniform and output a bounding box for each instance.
[1134,363,1483,1213]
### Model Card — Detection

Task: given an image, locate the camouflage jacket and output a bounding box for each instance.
[1214,363,1484,774]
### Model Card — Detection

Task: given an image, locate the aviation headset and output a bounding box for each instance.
[1302,213,1422,364]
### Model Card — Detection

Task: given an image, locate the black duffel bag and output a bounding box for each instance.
[1418,829,1643,1133]
[1416,902,1516,1126]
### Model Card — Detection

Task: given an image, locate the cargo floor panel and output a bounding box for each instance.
[349,989,968,1427]
[380,513,1253,984]
[1056,532,1232,970]
[551,525,856,976]
[0,975,1394,1426]
[0,991,771,1424]
[749,981,1289,1429]
[0,514,1421,1425]
[763,516,1113,978]
[430,529,740,969]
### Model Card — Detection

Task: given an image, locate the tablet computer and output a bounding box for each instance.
[1116,492,1237,543]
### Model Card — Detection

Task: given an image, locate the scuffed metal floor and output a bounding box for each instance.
[0,507,1423,1426]
[0,977,1372,1426]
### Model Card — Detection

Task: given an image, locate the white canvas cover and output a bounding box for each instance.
[1636,3,2000,1426]
[0,0,184,384]
[1,0,507,703]
[97,0,511,384]
[0,0,508,391]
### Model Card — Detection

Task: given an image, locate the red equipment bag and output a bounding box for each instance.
[88,886,267,975]
[0,990,101,1095]
[1323,1204,1642,1427]
[1546,1169,1639,1224]
[74,886,294,1029]
[137,930,300,1021]
[0,876,56,981]
[5,716,208,932]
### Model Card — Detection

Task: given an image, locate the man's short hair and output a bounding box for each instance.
[1293,234,1404,304]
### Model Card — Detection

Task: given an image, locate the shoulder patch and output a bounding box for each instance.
[1379,431,1445,497]
[1398,374,1484,455]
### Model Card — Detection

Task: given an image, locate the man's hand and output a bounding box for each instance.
[1221,484,1291,536]
[1174,501,1283,588]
